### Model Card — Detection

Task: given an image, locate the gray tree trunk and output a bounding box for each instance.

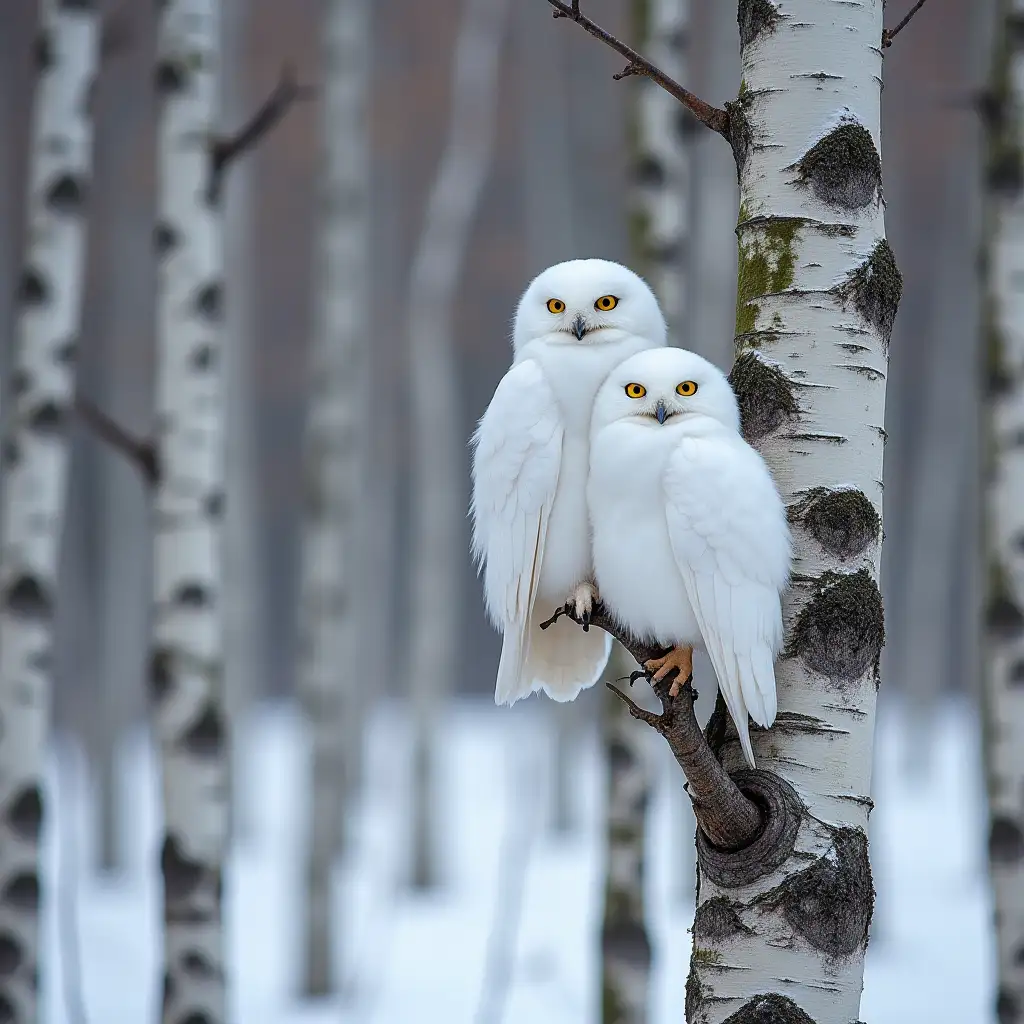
[406,0,512,889]
[152,3,230,1021]
[687,2,899,1019]
[981,2,1024,1019]
[0,2,98,1017]
[297,0,371,997]
[600,644,653,1024]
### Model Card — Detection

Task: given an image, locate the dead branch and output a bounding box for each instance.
[207,65,316,203]
[74,394,159,486]
[544,602,763,850]
[882,0,933,48]
[546,0,729,139]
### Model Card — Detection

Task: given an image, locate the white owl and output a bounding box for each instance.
[588,347,791,767]
[471,259,668,706]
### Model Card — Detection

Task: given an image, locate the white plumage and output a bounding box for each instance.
[471,259,667,705]
[588,347,791,767]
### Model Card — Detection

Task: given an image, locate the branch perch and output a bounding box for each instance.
[74,394,159,486]
[882,0,933,48]
[545,0,729,139]
[547,602,762,850]
[207,64,316,202]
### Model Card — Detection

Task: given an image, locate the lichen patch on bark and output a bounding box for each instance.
[735,208,801,337]
[796,121,881,211]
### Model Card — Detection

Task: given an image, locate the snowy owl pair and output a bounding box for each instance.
[470,259,791,766]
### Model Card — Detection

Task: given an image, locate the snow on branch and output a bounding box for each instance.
[545,0,730,139]
[882,0,934,49]
[540,601,765,851]
[207,64,316,202]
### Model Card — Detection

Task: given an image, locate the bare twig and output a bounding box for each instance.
[546,0,729,138]
[207,65,316,203]
[74,394,159,486]
[882,0,933,48]
[564,603,763,851]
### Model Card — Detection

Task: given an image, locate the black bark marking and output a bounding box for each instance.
[4,576,53,621]
[697,770,804,888]
[10,371,29,398]
[1014,942,1024,964]
[1011,660,1024,685]
[790,488,880,560]
[203,490,225,519]
[45,173,85,214]
[194,281,223,323]
[769,827,873,958]
[180,702,226,758]
[990,816,1024,864]
[789,570,885,684]
[56,338,77,364]
[797,122,881,211]
[999,989,1021,1024]
[738,0,780,50]
[33,32,53,71]
[155,60,187,93]
[150,648,173,703]
[725,98,753,176]
[987,565,1024,640]
[0,992,14,1024]
[728,352,798,443]
[190,343,215,371]
[6,786,42,841]
[173,582,211,608]
[601,919,651,967]
[155,221,180,257]
[176,1014,215,1024]
[1,871,40,911]
[0,936,21,976]
[685,961,707,1023]
[0,443,18,470]
[27,400,67,434]
[162,971,175,1010]
[722,993,817,1023]
[28,647,51,673]
[634,155,665,188]
[60,0,95,8]
[18,268,49,306]
[181,950,217,978]
[837,239,903,346]
[693,896,750,940]
[161,835,204,903]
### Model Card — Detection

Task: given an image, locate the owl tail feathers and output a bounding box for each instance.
[493,610,612,707]
[734,715,757,770]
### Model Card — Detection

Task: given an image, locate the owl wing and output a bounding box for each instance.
[662,434,790,768]
[470,359,563,703]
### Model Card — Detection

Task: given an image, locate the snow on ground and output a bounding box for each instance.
[38,695,992,1023]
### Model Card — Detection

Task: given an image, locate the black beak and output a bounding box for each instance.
[571,314,587,340]
[655,400,668,424]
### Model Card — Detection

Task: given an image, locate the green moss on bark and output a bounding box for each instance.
[797,121,881,210]
[735,209,801,337]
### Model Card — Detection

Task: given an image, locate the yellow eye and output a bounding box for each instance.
[547,298,566,314]
[595,295,618,311]
[676,380,698,397]
[625,382,647,399]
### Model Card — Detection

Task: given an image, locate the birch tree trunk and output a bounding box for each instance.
[0,2,98,1017]
[600,3,693,1016]
[687,3,899,1019]
[152,3,230,1021]
[298,0,370,996]
[406,0,511,889]
[981,2,1024,1018]
[600,643,653,1023]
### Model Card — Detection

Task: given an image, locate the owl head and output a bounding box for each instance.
[592,347,741,435]
[512,259,667,353]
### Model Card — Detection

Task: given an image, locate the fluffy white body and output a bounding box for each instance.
[588,348,791,766]
[471,259,667,705]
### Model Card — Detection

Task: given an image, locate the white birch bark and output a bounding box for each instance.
[406,0,511,889]
[297,0,370,996]
[152,4,229,1021]
[0,2,97,1017]
[686,3,898,1020]
[600,644,653,1023]
[981,3,1024,1019]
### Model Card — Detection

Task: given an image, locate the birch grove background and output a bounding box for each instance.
[0,0,1008,1021]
